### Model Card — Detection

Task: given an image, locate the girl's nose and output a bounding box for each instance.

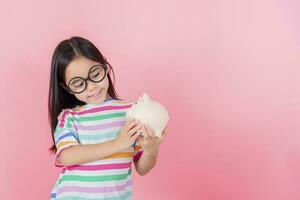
[86,80,98,92]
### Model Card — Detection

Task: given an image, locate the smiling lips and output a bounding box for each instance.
[88,89,102,98]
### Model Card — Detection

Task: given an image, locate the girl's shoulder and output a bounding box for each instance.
[57,108,76,121]
[72,105,86,112]
[60,106,83,114]
[57,105,85,120]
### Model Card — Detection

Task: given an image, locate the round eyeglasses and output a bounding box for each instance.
[66,64,108,94]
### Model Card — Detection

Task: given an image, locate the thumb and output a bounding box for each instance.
[136,135,144,143]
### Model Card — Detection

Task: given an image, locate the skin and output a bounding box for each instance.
[134,123,168,175]
[61,56,111,104]
[58,56,168,176]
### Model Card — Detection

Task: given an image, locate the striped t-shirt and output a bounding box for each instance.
[50,99,143,200]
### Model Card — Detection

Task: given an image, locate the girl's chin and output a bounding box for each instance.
[87,89,106,104]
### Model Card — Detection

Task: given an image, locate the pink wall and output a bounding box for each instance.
[1,0,299,199]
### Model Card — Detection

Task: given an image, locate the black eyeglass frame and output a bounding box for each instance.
[64,64,108,94]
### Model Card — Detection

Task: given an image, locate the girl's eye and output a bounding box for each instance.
[92,72,100,78]
[75,83,84,88]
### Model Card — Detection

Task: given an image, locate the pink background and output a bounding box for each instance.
[1,0,300,199]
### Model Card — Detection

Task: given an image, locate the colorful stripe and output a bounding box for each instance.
[54,191,132,200]
[64,162,131,171]
[58,173,130,184]
[76,121,125,131]
[57,179,132,194]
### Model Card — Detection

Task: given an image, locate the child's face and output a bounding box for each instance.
[63,56,110,104]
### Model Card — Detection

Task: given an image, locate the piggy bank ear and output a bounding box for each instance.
[141,93,151,104]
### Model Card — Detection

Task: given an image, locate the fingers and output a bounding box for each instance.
[144,124,155,137]
[162,126,168,136]
[127,123,141,137]
[140,124,150,139]
[125,118,139,132]
[124,119,160,144]
[159,126,168,143]
[131,130,140,140]
[130,128,141,147]
[140,124,157,143]
[163,125,167,133]
[136,135,144,144]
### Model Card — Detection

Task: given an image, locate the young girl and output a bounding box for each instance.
[48,36,167,199]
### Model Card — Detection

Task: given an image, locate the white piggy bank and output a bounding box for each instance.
[126,93,169,137]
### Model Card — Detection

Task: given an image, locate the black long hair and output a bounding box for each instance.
[48,36,122,153]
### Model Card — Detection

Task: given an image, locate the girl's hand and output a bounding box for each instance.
[114,118,141,151]
[137,123,168,156]
[160,125,168,144]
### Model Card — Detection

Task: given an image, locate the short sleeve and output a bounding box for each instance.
[133,140,144,162]
[54,110,80,167]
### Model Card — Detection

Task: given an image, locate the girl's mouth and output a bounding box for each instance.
[88,89,102,99]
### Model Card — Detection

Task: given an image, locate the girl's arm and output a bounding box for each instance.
[133,124,167,176]
[134,151,158,176]
[59,118,141,166]
[59,140,122,166]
